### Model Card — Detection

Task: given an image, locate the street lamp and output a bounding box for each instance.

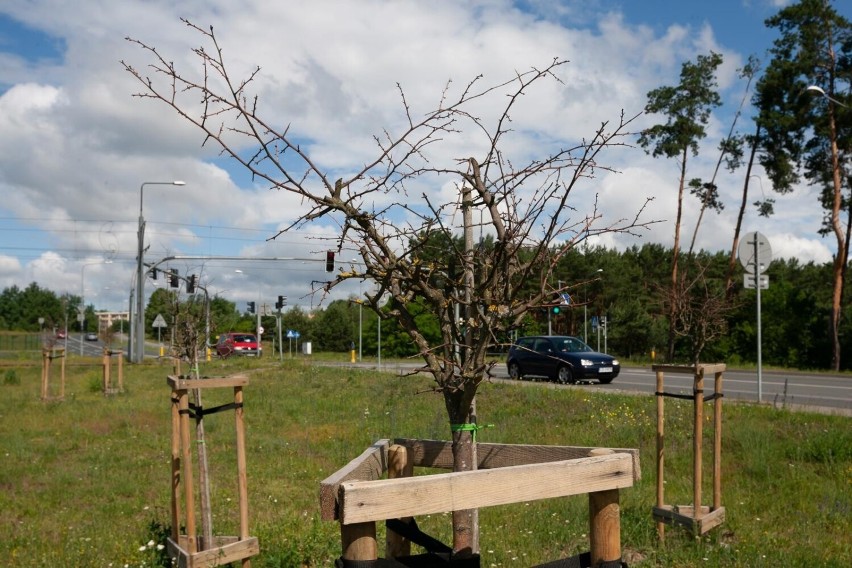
[80,260,113,355]
[135,180,185,363]
[805,85,849,108]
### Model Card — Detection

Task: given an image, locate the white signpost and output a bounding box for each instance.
[152,313,168,353]
[739,231,772,402]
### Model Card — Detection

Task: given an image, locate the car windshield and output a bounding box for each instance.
[555,337,592,353]
[233,335,255,343]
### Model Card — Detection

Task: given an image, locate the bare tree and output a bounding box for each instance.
[123,20,656,556]
[667,263,735,365]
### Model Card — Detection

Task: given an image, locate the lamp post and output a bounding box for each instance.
[80,260,113,355]
[135,180,185,363]
[805,85,849,108]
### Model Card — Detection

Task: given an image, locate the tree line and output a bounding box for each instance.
[4,240,845,370]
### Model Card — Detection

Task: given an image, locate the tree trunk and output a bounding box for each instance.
[828,127,845,372]
[449,403,476,558]
[726,125,760,300]
[666,146,688,362]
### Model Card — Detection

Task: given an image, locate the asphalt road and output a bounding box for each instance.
[349,361,852,416]
[590,366,852,415]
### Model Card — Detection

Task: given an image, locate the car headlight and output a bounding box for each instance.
[580,359,593,366]
[612,359,620,366]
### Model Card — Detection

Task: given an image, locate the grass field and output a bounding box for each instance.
[0,352,850,567]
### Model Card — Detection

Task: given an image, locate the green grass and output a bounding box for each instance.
[0,354,850,567]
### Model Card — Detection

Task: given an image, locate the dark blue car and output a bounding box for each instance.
[506,335,619,384]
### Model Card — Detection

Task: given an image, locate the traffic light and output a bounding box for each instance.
[151,268,158,280]
[187,274,197,293]
[325,250,335,272]
[247,301,255,314]
[169,268,179,288]
[551,306,561,315]
[275,295,287,310]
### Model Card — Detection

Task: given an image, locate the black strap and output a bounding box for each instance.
[655,391,723,403]
[338,551,622,568]
[336,553,479,568]
[386,518,452,554]
[179,401,243,419]
[533,551,627,567]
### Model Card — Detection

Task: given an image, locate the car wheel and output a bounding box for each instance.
[556,366,574,385]
[508,362,523,380]
[599,376,614,385]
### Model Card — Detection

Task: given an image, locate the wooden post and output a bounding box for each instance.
[693,368,704,522]
[117,351,124,392]
[234,385,251,568]
[170,391,182,543]
[655,368,665,541]
[588,448,621,565]
[386,444,414,559]
[59,348,66,399]
[41,349,48,400]
[341,522,378,562]
[177,388,198,554]
[103,348,111,392]
[713,369,723,511]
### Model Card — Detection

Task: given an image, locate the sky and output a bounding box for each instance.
[0,0,845,317]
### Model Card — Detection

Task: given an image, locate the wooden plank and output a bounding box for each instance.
[339,452,634,525]
[167,375,249,390]
[652,505,726,535]
[169,536,259,568]
[394,439,641,481]
[651,363,726,375]
[320,440,390,521]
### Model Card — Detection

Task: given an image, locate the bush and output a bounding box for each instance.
[3,369,19,385]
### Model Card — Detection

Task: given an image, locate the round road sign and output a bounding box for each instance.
[738,231,772,273]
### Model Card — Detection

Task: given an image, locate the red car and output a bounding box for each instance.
[216,333,261,357]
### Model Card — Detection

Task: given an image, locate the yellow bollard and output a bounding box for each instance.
[350,349,356,363]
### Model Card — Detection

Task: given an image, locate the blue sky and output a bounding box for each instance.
[0,0,845,313]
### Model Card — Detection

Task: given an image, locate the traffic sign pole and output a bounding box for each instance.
[740,231,771,403]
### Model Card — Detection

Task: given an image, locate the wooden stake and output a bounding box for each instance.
[234,385,251,568]
[386,444,414,559]
[693,368,704,521]
[341,522,378,562]
[713,370,723,511]
[588,448,621,564]
[655,368,665,541]
[170,391,182,542]
[178,388,197,554]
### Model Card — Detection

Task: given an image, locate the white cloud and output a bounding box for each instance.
[0,0,840,310]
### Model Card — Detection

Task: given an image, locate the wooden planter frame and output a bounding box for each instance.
[102,348,124,394]
[166,375,259,568]
[321,438,640,566]
[41,347,66,401]
[652,364,726,540]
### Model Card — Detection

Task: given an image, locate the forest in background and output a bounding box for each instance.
[2,242,849,371]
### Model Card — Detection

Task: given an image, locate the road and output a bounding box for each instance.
[592,366,852,415]
[61,334,108,357]
[348,361,852,416]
